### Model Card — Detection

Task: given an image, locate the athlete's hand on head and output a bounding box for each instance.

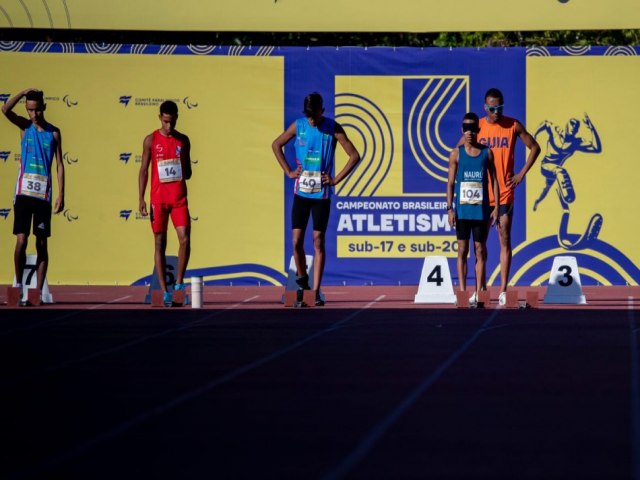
[287,166,302,179]
[139,200,148,216]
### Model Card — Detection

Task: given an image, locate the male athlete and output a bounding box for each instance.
[2,88,64,305]
[447,112,499,307]
[478,88,540,305]
[139,100,192,306]
[272,92,360,306]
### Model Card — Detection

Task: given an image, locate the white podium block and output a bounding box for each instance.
[414,256,456,304]
[543,256,586,304]
[284,254,315,291]
[13,254,53,303]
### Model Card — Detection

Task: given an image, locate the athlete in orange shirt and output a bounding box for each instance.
[479,88,540,305]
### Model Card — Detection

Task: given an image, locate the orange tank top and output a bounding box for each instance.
[478,116,518,206]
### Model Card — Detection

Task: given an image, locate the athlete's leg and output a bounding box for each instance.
[170,205,191,285]
[497,210,513,294]
[175,226,191,285]
[291,196,311,281]
[14,233,28,286]
[12,196,31,286]
[312,230,326,293]
[310,199,331,296]
[457,239,469,292]
[32,198,52,292]
[473,240,487,295]
[154,232,168,292]
[34,235,48,291]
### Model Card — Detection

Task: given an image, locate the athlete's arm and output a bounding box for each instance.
[328,123,360,186]
[181,134,192,180]
[272,122,301,179]
[1,88,34,130]
[508,120,541,188]
[138,134,152,216]
[486,149,499,226]
[446,148,458,228]
[53,129,65,214]
[580,113,602,153]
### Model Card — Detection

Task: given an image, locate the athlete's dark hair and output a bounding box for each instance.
[160,100,178,116]
[25,90,44,104]
[484,88,504,103]
[463,112,479,123]
[303,92,324,116]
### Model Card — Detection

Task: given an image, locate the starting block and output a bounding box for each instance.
[502,290,519,308]
[477,290,490,306]
[525,290,539,308]
[283,290,315,308]
[414,256,456,304]
[12,254,54,303]
[151,290,165,307]
[543,256,586,304]
[6,286,21,307]
[455,291,470,308]
[172,289,186,307]
[28,288,42,307]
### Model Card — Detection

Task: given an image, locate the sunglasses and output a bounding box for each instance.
[485,104,504,113]
[462,123,479,133]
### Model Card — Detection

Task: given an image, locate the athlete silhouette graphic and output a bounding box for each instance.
[533,113,603,250]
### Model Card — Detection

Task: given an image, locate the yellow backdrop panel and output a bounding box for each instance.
[526,55,640,276]
[0,53,284,284]
[0,0,637,32]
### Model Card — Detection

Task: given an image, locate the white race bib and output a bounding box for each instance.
[157,158,183,183]
[299,170,322,194]
[460,181,483,205]
[20,173,48,200]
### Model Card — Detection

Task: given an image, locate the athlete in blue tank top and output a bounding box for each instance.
[447,112,499,306]
[293,116,337,200]
[2,88,64,305]
[272,92,360,306]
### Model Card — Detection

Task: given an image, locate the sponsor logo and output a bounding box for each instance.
[119,95,197,108]
[63,95,78,108]
[119,153,132,164]
[0,151,10,162]
[183,96,199,109]
[63,152,78,164]
[63,209,79,222]
[0,208,11,219]
[190,215,199,221]
[120,209,132,220]
[36,222,46,230]
[0,94,9,104]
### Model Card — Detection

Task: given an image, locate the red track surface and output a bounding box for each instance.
[2,284,638,310]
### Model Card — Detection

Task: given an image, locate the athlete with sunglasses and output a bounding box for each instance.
[477,88,540,305]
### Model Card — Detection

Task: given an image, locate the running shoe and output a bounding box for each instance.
[498,291,507,306]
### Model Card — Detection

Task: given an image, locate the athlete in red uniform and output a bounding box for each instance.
[139,101,192,305]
